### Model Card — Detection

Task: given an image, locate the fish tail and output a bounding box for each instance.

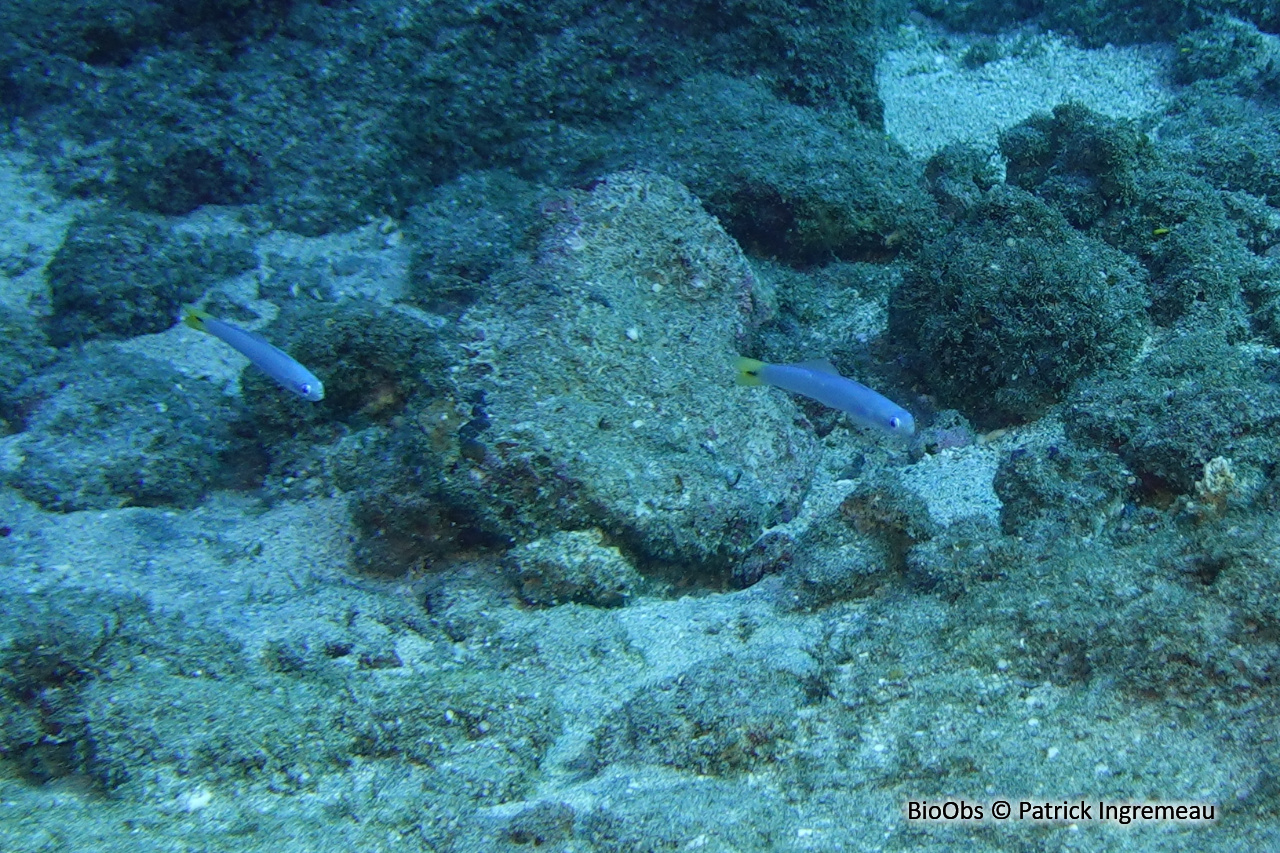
[735,356,766,386]
[183,307,211,332]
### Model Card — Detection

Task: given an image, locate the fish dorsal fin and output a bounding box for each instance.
[796,358,840,375]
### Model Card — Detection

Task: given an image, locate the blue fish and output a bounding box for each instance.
[185,309,324,402]
[737,357,913,438]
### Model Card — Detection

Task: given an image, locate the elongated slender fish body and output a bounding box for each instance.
[185,309,324,402]
[736,357,913,438]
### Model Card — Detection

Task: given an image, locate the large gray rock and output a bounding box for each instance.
[448,171,821,574]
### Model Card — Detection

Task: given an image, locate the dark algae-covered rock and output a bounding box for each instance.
[1066,329,1280,497]
[46,209,253,346]
[4,349,242,511]
[889,186,1148,427]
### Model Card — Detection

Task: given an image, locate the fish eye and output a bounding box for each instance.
[299,383,313,396]
[888,416,901,430]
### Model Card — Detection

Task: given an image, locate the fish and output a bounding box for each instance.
[736,357,913,438]
[184,308,324,402]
